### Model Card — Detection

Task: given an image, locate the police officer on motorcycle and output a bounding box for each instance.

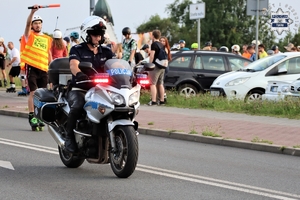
[66,16,114,153]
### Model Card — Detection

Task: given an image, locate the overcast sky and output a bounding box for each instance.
[0,0,298,49]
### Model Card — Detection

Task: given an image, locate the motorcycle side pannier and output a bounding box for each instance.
[48,58,71,85]
[33,88,58,122]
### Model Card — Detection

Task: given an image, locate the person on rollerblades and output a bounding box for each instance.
[21,5,53,131]
[6,42,21,93]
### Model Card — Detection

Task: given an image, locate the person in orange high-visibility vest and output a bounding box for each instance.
[21,5,53,131]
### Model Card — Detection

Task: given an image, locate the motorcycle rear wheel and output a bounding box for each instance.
[58,146,85,168]
[110,126,138,178]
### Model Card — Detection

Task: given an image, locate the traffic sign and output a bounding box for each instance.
[189,3,205,20]
[246,0,269,16]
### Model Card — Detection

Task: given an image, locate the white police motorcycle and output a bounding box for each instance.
[33,58,154,178]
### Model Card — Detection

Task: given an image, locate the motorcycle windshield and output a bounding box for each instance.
[104,59,133,89]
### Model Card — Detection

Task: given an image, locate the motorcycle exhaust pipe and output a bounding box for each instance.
[47,125,65,147]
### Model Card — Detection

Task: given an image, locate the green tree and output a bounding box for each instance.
[275,30,300,53]
[286,28,300,49]
[166,0,276,49]
[166,0,196,48]
[277,31,293,52]
[259,16,277,50]
[136,14,180,45]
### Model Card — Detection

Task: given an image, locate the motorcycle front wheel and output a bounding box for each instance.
[58,146,85,168]
[110,126,139,178]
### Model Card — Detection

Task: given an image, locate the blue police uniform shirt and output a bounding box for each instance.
[69,42,113,89]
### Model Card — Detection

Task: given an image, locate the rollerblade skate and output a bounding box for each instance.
[29,117,41,131]
[29,114,42,131]
[37,119,45,131]
[6,87,16,93]
[18,87,28,96]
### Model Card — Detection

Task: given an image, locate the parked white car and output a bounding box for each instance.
[210,52,300,101]
[262,78,300,101]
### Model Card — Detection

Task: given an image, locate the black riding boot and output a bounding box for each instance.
[65,90,86,153]
[65,110,82,153]
[64,132,77,153]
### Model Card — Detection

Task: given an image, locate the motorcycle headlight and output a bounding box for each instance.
[129,90,140,105]
[108,91,125,105]
[225,77,250,86]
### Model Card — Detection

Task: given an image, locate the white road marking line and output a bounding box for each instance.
[0,141,58,155]
[0,160,14,170]
[137,167,297,200]
[138,164,300,199]
[0,137,57,151]
[1,138,299,199]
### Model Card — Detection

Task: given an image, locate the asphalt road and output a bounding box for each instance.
[0,115,300,200]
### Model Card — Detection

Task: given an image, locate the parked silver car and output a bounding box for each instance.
[262,78,300,101]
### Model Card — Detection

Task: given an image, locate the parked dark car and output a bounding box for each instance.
[165,50,252,96]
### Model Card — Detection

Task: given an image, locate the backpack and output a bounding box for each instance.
[154,42,168,69]
[123,38,136,51]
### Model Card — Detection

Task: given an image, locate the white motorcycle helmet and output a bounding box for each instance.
[53,30,62,39]
[231,44,240,52]
[80,16,107,46]
[32,15,43,23]
[219,46,229,52]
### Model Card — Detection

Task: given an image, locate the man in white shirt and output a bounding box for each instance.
[141,44,150,58]
[6,41,20,92]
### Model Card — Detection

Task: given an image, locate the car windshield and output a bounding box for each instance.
[240,55,286,72]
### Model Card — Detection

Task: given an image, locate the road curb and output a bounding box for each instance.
[138,128,300,157]
[1,109,300,157]
[0,110,28,118]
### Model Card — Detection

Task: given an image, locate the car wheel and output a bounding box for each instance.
[178,84,198,97]
[246,90,264,102]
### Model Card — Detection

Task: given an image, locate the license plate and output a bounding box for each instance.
[271,86,278,92]
[211,90,220,96]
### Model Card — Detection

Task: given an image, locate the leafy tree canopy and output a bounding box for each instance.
[136,0,279,50]
[136,14,180,45]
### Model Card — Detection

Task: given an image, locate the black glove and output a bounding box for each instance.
[128,61,131,65]
[75,72,89,82]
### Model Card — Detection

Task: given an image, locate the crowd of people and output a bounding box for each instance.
[0,5,173,152]
[171,39,300,61]
[109,27,172,106]
[0,25,76,95]
[1,4,299,142]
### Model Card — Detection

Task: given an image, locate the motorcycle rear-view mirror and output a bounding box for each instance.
[144,63,156,71]
[79,62,97,74]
